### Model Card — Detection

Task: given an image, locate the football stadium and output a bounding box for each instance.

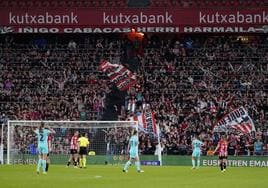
[0,0,268,188]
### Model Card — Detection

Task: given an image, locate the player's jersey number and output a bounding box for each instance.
[131,140,137,146]
[40,134,44,142]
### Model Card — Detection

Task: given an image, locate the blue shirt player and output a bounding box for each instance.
[34,122,55,174]
[191,136,203,169]
[123,129,144,173]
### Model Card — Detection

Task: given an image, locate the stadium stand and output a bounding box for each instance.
[122,35,268,155]
[0,33,267,156]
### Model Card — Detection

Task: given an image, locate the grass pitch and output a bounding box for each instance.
[0,165,267,188]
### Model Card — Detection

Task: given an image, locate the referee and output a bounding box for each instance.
[78,133,90,168]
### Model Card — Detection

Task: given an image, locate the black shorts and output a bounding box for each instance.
[79,147,87,155]
[47,153,50,157]
[219,156,228,160]
[70,149,78,154]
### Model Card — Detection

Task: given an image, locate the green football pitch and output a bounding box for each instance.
[0,165,267,188]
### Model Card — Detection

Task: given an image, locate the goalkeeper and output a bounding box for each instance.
[123,129,144,173]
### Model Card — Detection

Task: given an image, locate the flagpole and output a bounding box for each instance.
[0,123,3,164]
[157,124,162,166]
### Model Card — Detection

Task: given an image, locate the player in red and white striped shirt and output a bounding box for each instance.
[214,135,228,172]
[67,131,79,167]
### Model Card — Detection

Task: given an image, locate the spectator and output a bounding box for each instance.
[254,139,263,155]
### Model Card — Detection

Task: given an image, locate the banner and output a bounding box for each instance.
[133,110,159,137]
[1,8,268,33]
[99,60,136,91]
[5,154,268,167]
[141,160,160,166]
[203,159,268,167]
[213,106,256,134]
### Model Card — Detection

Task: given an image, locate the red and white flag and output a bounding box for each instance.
[99,60,136,91]
[213,106,256,134]
[131,110,159,137]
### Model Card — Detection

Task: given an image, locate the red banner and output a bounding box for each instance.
[0,8,268,33]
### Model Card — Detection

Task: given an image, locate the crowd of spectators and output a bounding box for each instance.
[0,35,127,122]
[123,35,268,156]
[1,34,268,157]
[0,34,134,156]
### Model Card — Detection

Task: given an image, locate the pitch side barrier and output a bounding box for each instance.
[3,155,268,167]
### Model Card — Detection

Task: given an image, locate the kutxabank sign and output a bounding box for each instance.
[0,8,268,33]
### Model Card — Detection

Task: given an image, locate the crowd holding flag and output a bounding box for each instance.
[131,109,159,138]
[99,60,137,91]
[213,106,256,134]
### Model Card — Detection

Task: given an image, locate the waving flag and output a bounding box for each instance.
[99,60,136,91]
[131,110,159,138]
[213,106,256,134]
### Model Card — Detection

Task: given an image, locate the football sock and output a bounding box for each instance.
[37,159,42,172]
[135,161,141,171]
[223,162,226,169]
[197,159,200,168]
[42,160,46,172]
[79,158,83,167]
[124,160,131,171]
[45,163,49,172]
[67,161,71,166]
[220,162,223,171]
[83,157,86,167]
[192,159,195,168]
